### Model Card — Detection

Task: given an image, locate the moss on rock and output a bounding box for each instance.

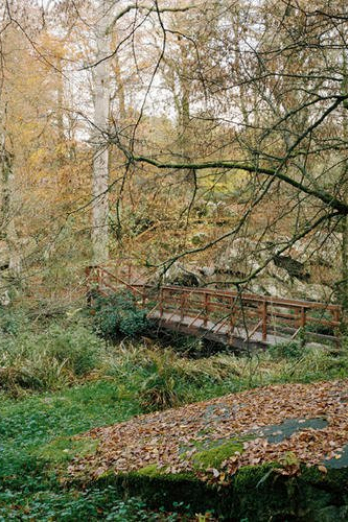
[137,463,196,481]
[192,439,244,470]
[74,463,348,521]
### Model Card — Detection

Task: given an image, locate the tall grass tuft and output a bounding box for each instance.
[0,319,107,393]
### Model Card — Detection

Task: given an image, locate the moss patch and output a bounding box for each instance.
[90,469,218,516]
[80,463,348,521]
[137,463,162,477]
[137,463,196,483]
[192,439,244,470]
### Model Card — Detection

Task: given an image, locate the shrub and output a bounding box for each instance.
[0,308,29,335]
[109,346,242,412]
[91,291,149,339]
[138,369,182,412]
[137,349,186,411]
[0,351,71,393]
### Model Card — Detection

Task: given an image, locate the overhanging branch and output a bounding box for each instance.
[130,155,348,216]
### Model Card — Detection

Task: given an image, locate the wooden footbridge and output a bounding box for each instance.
[86,265,342,349]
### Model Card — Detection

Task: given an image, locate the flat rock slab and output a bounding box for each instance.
[324,445,348,469]
[67,379,348,481]
[250,417,328,444]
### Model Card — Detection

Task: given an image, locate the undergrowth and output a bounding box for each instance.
[0,303,347,519]
[0,322,107,393]
[0,302,348,400]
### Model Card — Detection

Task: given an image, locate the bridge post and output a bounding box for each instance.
[230,295,235,334]
[262,301,267,341]
[204,292,209,327]
[297,306,306,345]
[333,308,341,348]
[142,284,146,307]
[86,265,99,307]
[159,288,164,318]
[300,307,306,328]
[180,291,186,322]
[85,266,92,307]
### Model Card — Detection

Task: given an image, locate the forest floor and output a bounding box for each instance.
[0,380,206,521]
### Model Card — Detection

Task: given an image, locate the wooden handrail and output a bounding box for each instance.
[154,285,341,341]
[87,265,145,297]
[160,285,341,311]
[86,264,342,345]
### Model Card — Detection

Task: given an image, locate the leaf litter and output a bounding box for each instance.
[67,379,348,484]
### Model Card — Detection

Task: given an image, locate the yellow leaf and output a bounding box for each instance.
[318,465,328,474]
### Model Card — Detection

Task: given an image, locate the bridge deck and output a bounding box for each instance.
[149,311,288,348]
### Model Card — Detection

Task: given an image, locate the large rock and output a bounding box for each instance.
[292,232,342,267]
[266,261,292,284]
[155,235,340,302]
[220,238,266,276]
[162,262,202,287]
[65,379,348,521]
[292,280,335,303]
[273,254,310,281]
[247,277,334,303]
[249,278,293,299]
[0,289,10,306]
[220,238,308,279]
[215,234,341,302]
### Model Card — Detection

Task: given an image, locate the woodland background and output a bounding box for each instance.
[1,0,348,311]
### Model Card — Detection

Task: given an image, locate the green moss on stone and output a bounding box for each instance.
[137,463,197,482]
[137,463,161,477]
[192,439,244,470]
[301,465,348,492]
[69,458,348,521]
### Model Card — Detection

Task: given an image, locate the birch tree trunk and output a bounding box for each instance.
[91,2,112,265]
[0,106,21,279]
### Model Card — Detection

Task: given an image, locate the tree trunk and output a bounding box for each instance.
[341,53,348,313]
[91,2,112,265]
[0,110,21,278]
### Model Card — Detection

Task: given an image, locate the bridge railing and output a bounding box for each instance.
[86,265,342,346]
[85,264,158,308]
[151,286,342,345]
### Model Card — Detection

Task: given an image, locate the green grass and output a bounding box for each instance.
[0,380,203,520]
[0,381,137,516]
[1,347,346,520]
